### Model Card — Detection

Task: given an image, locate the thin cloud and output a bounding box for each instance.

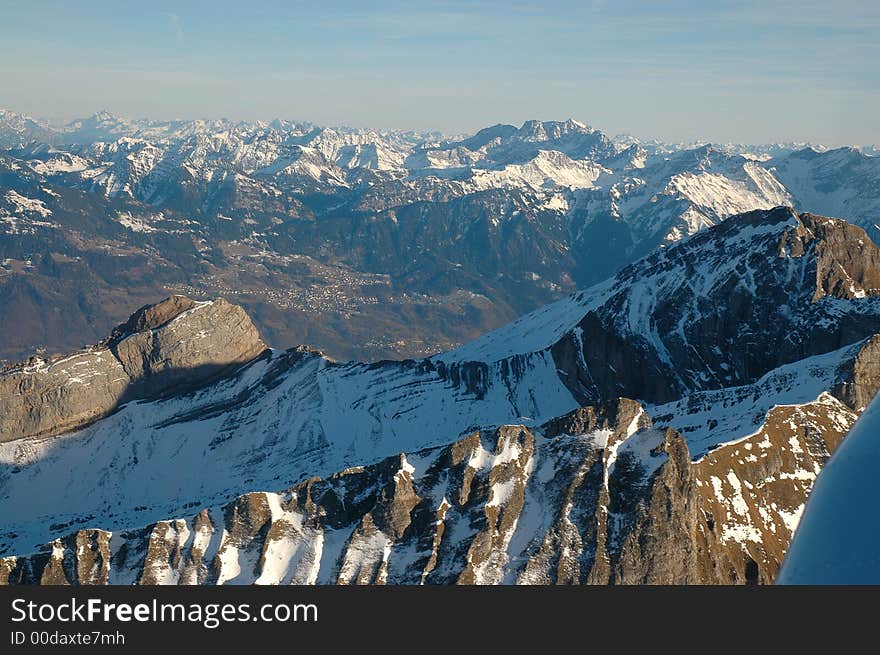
[164,12,183,42]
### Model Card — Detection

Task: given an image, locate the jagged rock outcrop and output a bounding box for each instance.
[833,334,880,411]
[692,393,856,584]
[3,209,880,584]
[4,110,880,368]
[0,295,266,442]
[782,213,880,300]
[0,393,857,586]
[0,529,111,585]
[548,208,880,406]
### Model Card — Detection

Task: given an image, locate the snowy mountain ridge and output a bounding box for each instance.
[2,206,880,584]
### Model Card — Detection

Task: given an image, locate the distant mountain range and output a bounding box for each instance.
[1,109,878,366]
[2,206,880,584]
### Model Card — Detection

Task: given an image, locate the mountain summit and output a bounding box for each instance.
[2,207,879,584]
[1,111,879,364]
[0,295,266,442]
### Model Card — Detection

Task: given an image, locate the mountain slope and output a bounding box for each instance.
[2,112,877,364]
[777,393,880,584]
[444,207,880,400]
[0,393,858,585]
[769,147,880,231]
[2,207,880,583]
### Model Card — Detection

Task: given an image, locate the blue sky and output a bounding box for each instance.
[0,1,877,144]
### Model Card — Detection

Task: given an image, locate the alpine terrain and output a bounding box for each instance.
[2,206,880,585]
[1,109,878,365]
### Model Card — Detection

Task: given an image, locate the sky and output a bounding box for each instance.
[0,0,877,145]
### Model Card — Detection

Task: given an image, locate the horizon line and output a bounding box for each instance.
[1,106,877,150]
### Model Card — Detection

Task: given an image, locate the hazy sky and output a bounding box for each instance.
[1,1,877,145]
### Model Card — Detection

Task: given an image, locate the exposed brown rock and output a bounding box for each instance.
[73,530,112,585]
[834,334,880,411]
[180,510,215,585]
[0,558,15,585]
[0,295,267,442]
[542,397,650,439]
[692,394,855,584]
[609,429,699,584]
[552,209,880,408]
[797,214,880,301]
[109,296,199,338]
[458,426,535,584]
[38,541,70,585]
[139,520,190,585]
[372,454,422,541]
[0,393,859,586]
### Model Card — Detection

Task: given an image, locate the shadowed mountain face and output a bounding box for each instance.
[1,112,878,364]
[0,296,266,442]
[2,207,880,584]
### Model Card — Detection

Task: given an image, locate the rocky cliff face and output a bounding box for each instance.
[834,335,880,411]
[3,111,878,367]
[0,394,856,586]
[0,296,266,442]
[514,207,880,406]
[2,208,880,584]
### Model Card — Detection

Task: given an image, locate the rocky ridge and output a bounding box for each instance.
[0,296,266,442]
[2,208,880,583]
[2,110,879,364]
[0,394,858,585]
